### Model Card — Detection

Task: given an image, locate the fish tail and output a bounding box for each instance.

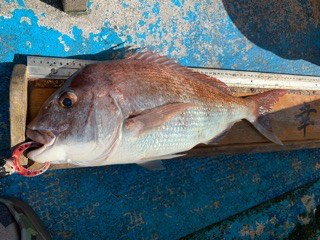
[245,89,287,145]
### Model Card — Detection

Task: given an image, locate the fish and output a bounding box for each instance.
[26,50,287,170]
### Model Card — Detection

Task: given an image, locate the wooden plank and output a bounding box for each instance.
[28,87,320,144]
[9,68,320,169]
[218,93,320,144]
[10,64,28,165]
[25,80,320,169]
[27,87,56,123]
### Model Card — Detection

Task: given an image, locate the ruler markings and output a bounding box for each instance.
[27,56,320,90]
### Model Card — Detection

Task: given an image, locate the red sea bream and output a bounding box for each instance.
[26,51,287,170]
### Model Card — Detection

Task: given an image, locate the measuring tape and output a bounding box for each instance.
[27,56,320,91]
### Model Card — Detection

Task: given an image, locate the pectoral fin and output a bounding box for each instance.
[126,103,196,136]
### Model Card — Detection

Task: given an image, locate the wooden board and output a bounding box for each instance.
[10,64,320,169]
[10,64,28,165]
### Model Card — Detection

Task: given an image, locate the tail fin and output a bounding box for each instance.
[246,89,287,145]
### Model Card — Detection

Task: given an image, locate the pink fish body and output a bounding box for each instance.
[26,51,287,170]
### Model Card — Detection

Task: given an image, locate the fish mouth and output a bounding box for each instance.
[26,129,57,161]
[26,129,56,145]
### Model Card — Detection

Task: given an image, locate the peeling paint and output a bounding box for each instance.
[301,194,315,212]
[185,178,320,239]
[292,158,302,172]
[26,40,31,48]
[239,222,265,239]
[298,195,314,225]
[58,36,70,52]
[1,0,320,72]
[124,211,145,230]
[19,16,31,25]
[315,162,320,170]
[269,216,276,225]
[0,0,227,66]
[298,215,311,225]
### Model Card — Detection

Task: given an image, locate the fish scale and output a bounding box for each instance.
[105,65,251,163]
[110,106,239,165]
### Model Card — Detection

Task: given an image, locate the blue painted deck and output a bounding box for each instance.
[0,0,320,239]
[185,178,320,239]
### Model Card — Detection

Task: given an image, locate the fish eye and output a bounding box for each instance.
[58,91,77,108]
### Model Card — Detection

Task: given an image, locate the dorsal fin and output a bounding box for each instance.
[127,50,232,95]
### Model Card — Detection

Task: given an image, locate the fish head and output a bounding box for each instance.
[26,66,123,164]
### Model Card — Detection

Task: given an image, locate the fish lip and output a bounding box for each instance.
[27,138,56,162]
[26,129,57,161]
[26,129,56,145]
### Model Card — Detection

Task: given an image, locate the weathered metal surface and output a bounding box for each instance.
[0,0,320,239]
[0,149,319,239]
[183,178,320,239]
